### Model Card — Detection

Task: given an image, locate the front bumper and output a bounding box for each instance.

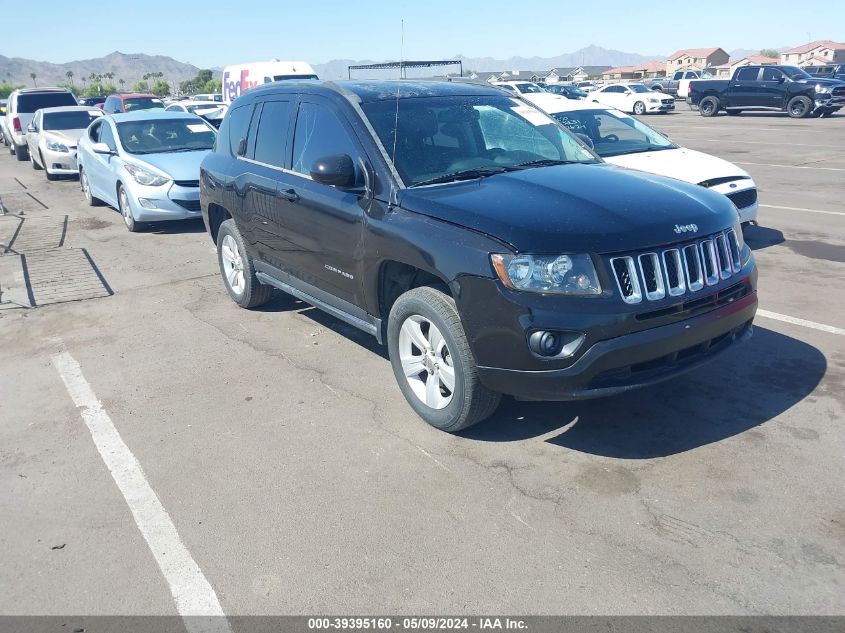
[477,291,756,400]
[814,95,845,111]
[708,180,758,224]
[124,181,203,222]
[645,101,675,112]
[40,144,79,175]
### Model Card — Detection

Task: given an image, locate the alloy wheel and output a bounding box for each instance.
[398,315,455,410]
[220,234,245,296]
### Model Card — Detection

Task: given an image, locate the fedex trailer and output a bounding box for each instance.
[222,60,318,103]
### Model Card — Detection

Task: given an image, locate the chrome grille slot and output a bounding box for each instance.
[726,230,741,272]
[662,249,686,296]
[638,253,665,301]
[715,234,732,280]
[683,245,704,291]
[700,240,719,286]
[611,256,642,304]
[610,230,743,305]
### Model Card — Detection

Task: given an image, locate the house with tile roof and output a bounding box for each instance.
[713,54,780,78]
[780,40,845,66]
[666,47,729,74]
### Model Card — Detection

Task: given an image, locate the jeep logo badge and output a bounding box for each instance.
[674,223,699,234]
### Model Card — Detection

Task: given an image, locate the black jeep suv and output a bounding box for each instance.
[200,80,757,432]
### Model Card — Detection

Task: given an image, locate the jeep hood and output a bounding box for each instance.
[398,163,740,253]
[604,147,751,187]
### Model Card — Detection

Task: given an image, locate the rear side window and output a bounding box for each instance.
[226,104,253,156]
[16,92,77,113]
[291,102,359,177]
[253,100,292,168]
[735,67,759,81]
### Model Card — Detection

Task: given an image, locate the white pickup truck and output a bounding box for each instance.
[646,70,711,98]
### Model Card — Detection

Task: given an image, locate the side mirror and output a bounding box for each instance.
[310,154,356,188]
[91,142,114,155]
[575,133,594,150]
[27,123,37,133]
[777,76,786,83]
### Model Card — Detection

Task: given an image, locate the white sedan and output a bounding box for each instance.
[529,97,758,224]
[589,83,675,115]
[25,106,102,181]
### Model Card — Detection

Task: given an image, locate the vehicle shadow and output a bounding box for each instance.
[744,223,785,250]
[142,219,207,235]
[255,290,388,359]
[460,327,826,458]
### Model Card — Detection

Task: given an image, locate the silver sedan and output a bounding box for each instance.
[26,106,103,180]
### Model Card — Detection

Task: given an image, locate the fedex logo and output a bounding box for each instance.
[223,69,259,102]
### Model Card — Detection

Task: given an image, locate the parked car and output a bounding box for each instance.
[589,83,675,115]
[25,106,102,180]
[689,65,845,118]
[78,96,108,108]
[101,93,165,114]
[222,60,318,103]
[491,81,547,96]
[200,80,757,432]
[77,111,216,232]
[576,81,598,91]
[644,70,707,97]
[165,101,228,128]
[0,100,7,143]
[0,99,7,115]
[540,99,758,225]
[3,88,78,160]
[543,84,588,99]
[192,93,223,103]
[803,64,845,80]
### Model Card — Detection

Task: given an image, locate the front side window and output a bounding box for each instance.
[99,123,117,151]
[362,95,596,187]
[253,100,292,168]
[762,67,784,82]
[552,109,675,158]
[88,120,102,143]
[43,110,101,131]
[629,85,651,93]
[291,102,359,177]
[116,118,216,155]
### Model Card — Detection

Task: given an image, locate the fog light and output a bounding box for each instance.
[528,330,585,358]
[138,198,158,209]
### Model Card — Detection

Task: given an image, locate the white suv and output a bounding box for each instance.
[3,88,78,161]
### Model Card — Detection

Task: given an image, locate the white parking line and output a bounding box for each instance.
[757,310,845,336]
[734,161,845,172]
[52,350,232,633]
[759,204,845,217]
[667,136,843,150]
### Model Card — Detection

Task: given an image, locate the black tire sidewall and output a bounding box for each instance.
[700,97,718,116]
[788,96,812,118]
[387,290,472,431]
[216,219,271,308]
[118,185,137,232]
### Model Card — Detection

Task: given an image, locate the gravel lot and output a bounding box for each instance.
[1,108,843,618]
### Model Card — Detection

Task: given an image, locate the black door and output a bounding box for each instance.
[267,98,368,308]
[730,67,763,107]
[759,67,788,108]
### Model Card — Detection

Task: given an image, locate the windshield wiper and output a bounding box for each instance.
[515,158,583,169]
[409,166,515,187]
[608,145,675,156]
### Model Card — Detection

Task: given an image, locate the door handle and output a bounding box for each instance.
[277,188,300,202]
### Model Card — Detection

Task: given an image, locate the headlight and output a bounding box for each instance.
[734,221,751,265]
[491,253,602,295]
[124,164,170,187]
[815,84,832,94]
[45,139,69,153]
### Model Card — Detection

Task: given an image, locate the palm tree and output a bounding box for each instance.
[119,78,125,91]
[66,70,74,87]
[30,72,37,87]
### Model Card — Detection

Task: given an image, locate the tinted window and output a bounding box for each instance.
[762,67,784,82]
[123,97,164,112]
[226,104,253,156]
[43,110,101,130]
[253,100,292,168]
[735,67,759,81]
[16,92,77,113]
[116,118,216,154]
[99,123,116,150]
[291,102,359,177]
[88,121,103,143]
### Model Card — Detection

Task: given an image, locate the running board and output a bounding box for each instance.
[256,271,382,343]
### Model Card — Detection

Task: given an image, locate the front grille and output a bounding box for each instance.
[610,229,742,305]
[174,199,201,211]
[173,179,200,188]
[833,86,845,97]
[726,188,758,210]
[661,98,674,105]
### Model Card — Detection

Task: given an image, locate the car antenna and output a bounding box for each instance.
[389,19,404,206]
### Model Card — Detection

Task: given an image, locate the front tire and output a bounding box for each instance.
[699,96,720,117]
[31,152,43,170]
[216,218,273,308]
[80,168,103,206]
[787,96,812,119]
[118,184,143,232]
[632,101,646,115]
[387,286,501,433]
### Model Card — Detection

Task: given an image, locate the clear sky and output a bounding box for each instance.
[6,1,844,66]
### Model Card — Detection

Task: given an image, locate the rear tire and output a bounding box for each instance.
[14,144,28,161]
[387,286,501,433]
[699,96,720,117]
[787,95,812,119]
[216,218,273,308]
